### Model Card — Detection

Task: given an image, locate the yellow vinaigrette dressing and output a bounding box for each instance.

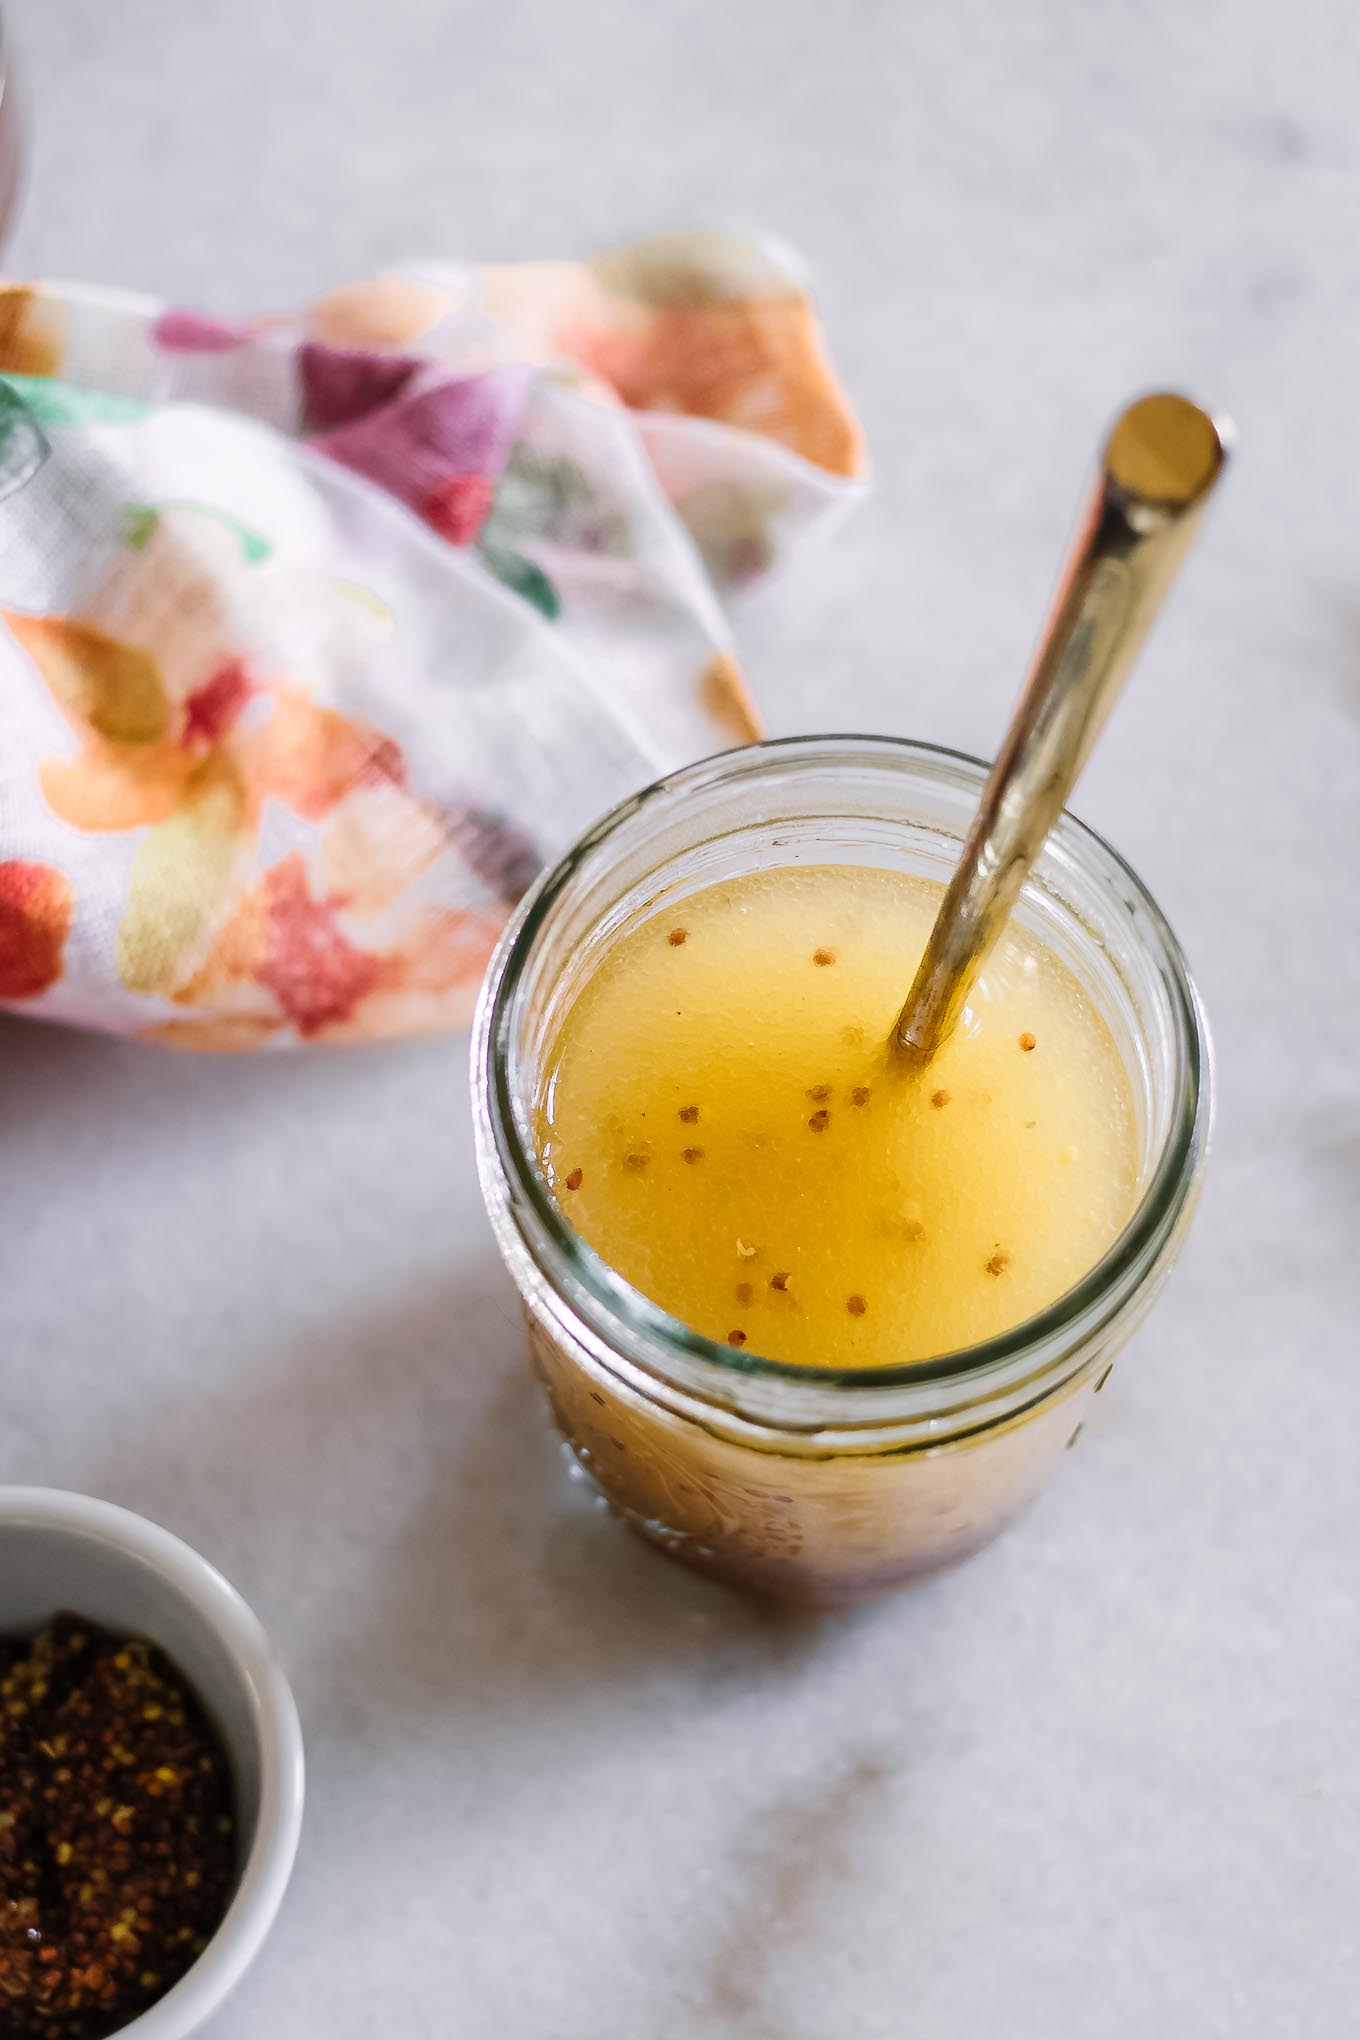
[537,865,1138,1370]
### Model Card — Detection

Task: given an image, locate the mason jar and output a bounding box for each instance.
[471,737,1210,1604]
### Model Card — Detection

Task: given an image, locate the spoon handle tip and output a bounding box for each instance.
[895,391,1232,1063]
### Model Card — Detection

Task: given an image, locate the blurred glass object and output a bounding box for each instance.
[0,13,24,254]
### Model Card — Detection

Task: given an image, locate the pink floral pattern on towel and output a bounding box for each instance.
[0,233,865,1048]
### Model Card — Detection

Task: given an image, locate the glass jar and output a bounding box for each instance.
[471,737,1210,1604]
[0,16,24,255]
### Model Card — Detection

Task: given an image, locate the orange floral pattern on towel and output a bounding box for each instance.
[6,612,500,1044]
[0,860,72,997]
[0,233,865,1048]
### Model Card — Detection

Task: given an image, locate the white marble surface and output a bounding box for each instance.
[3,2,1358,2034]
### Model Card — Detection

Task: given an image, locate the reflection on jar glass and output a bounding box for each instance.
[472,738,1211,1604]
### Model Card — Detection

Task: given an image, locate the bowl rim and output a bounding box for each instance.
[0,1487,305,2039]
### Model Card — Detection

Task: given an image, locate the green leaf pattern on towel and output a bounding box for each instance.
[0,372,154,427]
[481,446,630,557]
[477,543,561,620]
[119,501,273,562]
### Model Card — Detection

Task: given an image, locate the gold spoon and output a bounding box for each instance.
[895,391,1233,1063]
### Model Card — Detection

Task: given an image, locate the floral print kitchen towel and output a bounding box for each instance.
[0,232,865,1048]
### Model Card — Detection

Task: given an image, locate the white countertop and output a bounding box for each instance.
[4,2,1357,2034]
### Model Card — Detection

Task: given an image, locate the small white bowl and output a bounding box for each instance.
[0,1488,305,2038]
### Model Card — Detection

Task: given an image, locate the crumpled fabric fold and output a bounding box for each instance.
[0,232,865,1048]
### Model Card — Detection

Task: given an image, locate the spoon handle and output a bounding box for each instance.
[895,391,1232,1062]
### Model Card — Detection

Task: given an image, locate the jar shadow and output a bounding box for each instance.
[0,1012,850,1726]
[43,1243,846,1741]
[289,1272,849,1737]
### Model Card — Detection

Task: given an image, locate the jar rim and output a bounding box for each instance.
[476,734,1209,1404]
